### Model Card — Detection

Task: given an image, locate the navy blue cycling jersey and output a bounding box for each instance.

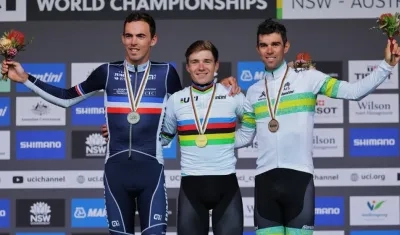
[24,60,182,163]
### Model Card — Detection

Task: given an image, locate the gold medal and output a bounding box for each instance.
[268,119,279,133]
[195,135,208,148]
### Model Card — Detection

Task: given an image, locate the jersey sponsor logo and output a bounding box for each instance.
[349,94,399,123]
[27,0,274,20]
[72,96,105,126]
[281,82,294,95]
[17,63,66,92]
[0,131,10,160]
[0,199,10,228]
[237,61,264,92]
[16,97,66,126]
[349,128,399,157]
[134,199,176,227]
[348,60,398,90]
[16,199,65,227]
[313,128,344,158]
[71,131,107,159]
[315,196,344,226]
[314,96,343,124]
[16,130,66,159]
[71,198,107,228]
[0,97,10,126]
[0,0,26,22]
[350,196,400,226]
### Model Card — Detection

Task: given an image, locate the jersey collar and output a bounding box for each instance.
[264,61,287,81]
[124,60,150,73]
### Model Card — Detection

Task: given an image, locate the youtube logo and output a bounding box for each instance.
[13,176,23,184]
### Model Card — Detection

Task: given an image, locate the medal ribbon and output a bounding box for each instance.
[264,65,289,120]
[190,85,217,135]
[123,61,151,113]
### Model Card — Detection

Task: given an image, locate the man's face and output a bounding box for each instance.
[121,21,157,65]
[186,50,219,85]
[256,32,290,70]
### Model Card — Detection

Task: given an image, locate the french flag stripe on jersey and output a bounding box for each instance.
[75,84,85,96]
[107,96,164,104]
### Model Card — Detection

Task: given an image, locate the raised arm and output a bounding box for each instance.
[310,40,400,101]
[234,89,256,148]
[160,94,177,146]
[2,60,107,108]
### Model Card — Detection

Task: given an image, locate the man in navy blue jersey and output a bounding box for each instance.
[1,11,239,235]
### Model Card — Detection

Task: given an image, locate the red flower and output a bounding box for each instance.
[296,52,312,63]
[7,30,25,45]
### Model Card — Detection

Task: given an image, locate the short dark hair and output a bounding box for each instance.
[185,40,219,63]
[256,18,287,46]
[123,12,156,38]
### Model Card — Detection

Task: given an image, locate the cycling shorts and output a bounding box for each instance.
[104,151,167,235]
[254,168,314,235]
[177,173,243,235]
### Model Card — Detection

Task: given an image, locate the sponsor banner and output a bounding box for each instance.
[16,233,65,235]
[71,131,107,159]
[238,134,258,158]
[315,232,344,235]
[313,128,344,158]
[134,199,176,227]
[349,128,399,157]
[0,97,10,126]
[16,199,65,227]
[27,0,275,20]
[71,198,107,228]
[0,131,10,160]
[348,60,399,89]
[0,79,10,92]
[16,130,66,159]
[16,97,66,126]
[164,169,255,188]
[163,136,178,159]
[350,230,400,235]
[17,63,66,92]
[1,169,400,189]
[349,94,399,123]
[279,0,398,19]
[350,196,400,226]
[71,96,105,125]
[0,199,10,228]
[314,168,400,187]
[242,197,254,227]
[315,196,344,226]
[314,96,343,124]
[71,63,104,87]
[237,61,264,92]
[0,0,26,22]
[182,62,232,87]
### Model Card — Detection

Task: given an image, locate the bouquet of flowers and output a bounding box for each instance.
[371,13,400,62]
[289,52,315,72]
[0,29,33,81]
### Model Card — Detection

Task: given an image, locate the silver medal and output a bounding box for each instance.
[127,111,140,124]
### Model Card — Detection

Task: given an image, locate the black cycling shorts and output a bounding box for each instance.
[254,168,315,233]
[104,152,167,235]
[177,173,243,235]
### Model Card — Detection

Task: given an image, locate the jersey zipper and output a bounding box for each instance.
[272,71,279,168]
[128,66,138,159]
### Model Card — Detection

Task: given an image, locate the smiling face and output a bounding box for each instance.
[121,20,157,65]
[256,32,290,71]
[186,50,219,85]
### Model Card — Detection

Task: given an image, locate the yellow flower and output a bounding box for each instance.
[0,37,12,51]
